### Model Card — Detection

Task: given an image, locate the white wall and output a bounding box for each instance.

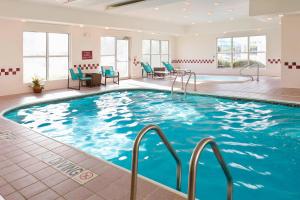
[174,19,281,76]
[0,18,176,96]
[281,14,300,88]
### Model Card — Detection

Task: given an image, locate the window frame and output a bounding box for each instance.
[100,36,130,78]
[142,39,169,67]
[216,35,266,68]
[23,31,70,83]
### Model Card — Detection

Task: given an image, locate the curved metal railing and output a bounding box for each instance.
[184,71,197,98]
[239,63,260,81]
[130,125,182,200]
[187,138,233,200]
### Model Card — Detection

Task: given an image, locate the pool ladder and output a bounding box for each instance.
[130,125,233,200]
[171,70,197,98]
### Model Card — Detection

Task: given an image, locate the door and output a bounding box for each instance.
[116,39,129,78]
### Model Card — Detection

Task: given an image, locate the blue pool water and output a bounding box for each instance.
[4,90,300,200]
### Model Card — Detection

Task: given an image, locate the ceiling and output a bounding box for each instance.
[17,0,251,25]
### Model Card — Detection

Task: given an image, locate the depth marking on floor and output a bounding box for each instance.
[37,151,97,184]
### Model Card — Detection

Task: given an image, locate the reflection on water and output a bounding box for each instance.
[4,90,300,200]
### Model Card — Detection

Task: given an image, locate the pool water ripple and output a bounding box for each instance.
[4,90,300,200]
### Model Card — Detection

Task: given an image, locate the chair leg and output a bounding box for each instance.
[79,80,81,90]
[118,74,119,85]
[104,77,106,85]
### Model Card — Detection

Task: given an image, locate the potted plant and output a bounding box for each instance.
[32,77,44,93]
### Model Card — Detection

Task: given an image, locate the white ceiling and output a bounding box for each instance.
[17,0,250,25]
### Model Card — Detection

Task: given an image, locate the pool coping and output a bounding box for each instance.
[1,86,300,199]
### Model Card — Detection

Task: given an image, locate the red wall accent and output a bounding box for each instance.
[171,59,215,64]
[0,67,20,76]
[267,58,281,64]
[284,62,300,69]
[73,64,99,70]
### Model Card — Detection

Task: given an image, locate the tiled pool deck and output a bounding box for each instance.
[1,77,300,200]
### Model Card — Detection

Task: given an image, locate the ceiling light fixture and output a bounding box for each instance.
[214,2,220,6]
[105,27,110,30]
[79,24,84,28]
[267,17,273,21]
[154,7,159,11]
[278,14,284,18]
[106,0,146,10]
[208,12,212,16]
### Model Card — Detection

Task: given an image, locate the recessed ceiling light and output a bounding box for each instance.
[267,17,273,21]
[208,12,212,16]
[137,30,142,33]
[154,7,159,11]
[279,14,284,18]
[79,24,84,28]
[223,31,227,34]
[151,32,155,35]
[214,2,220,6]
[21,19,27,22]
[191,22,196,25]
[105,27,110,30]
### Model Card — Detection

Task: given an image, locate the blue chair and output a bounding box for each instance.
[141,62,154,78]
[68,68,92,90]
[101,66,119,85]
[162,62,176,75]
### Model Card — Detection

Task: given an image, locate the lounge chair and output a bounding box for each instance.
[68,68,92,90]
[141,62,154,78]
[101,66,119,85]
[162,62,177,75]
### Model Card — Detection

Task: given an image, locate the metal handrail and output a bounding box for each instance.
[130,125,182,200]
[171,70,186,95]
[187,138,233,200]
[239,63,260,81]
[184,71,196,98]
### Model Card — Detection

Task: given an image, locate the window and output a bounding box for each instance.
[217,35,266,68]
[142,40,169,67]
[100,37,129,78]
[23,32,69,83]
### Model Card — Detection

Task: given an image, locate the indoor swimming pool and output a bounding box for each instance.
[4,89,300,200]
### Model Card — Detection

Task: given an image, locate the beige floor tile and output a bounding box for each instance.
[64,186,93,200]
[19,181,48,199]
